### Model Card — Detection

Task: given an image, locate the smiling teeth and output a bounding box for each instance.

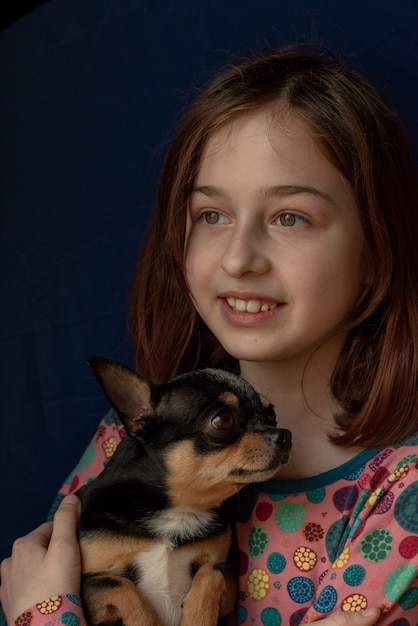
[226,297,276,313]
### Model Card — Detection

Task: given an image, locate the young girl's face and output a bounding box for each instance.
[185,109,365,372]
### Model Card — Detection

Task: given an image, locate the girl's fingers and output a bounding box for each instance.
[320,608,380,626]
[48,494,81,551]
[44,494,82,585]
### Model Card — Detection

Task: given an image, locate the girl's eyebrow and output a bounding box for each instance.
[262,184,333,202]
[192,184,333,202]
[192,185,226,198]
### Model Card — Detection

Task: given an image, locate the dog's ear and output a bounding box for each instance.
[87,357,155,439]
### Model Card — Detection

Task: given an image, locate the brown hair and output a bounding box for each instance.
[130,45,418,447]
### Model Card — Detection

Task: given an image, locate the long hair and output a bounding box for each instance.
[129,45,418,447]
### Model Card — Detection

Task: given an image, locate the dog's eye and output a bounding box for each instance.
[264,403,277,426]
[211,412,235,430]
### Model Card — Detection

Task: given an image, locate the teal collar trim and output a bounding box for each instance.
[256,446,382,495]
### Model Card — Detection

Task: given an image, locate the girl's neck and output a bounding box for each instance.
[239,358,365,480]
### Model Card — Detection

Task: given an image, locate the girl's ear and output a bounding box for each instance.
[87,357,155,438]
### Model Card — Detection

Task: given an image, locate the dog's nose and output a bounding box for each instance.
[269,428,292,449]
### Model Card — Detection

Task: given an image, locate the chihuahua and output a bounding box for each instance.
[76,357,291,626]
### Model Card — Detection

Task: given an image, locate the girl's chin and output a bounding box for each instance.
[218,341,282,364]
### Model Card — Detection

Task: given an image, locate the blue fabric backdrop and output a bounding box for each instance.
[1,0,418,561]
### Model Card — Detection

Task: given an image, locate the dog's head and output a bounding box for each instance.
[88,357,291,507]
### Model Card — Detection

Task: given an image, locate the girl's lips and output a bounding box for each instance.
[219,296,285,326]
[225,296,277,313]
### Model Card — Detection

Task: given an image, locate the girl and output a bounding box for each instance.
[2,45,418,625]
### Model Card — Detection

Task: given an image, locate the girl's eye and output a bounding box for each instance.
[277,213,307,227]
[200,211,228,225]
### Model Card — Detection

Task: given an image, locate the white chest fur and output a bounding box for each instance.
[135,542,196,626]
[145,507,220,541]
[134,508,222,625]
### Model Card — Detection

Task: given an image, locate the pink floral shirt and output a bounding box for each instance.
[8,409,418,626]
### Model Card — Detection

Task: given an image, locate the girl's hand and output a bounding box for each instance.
[320,608,380,625]
[0,494,81,623]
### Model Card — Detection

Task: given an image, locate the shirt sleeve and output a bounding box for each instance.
[300,453,418,623]
[10,595,86,626]
[47,407,126,520]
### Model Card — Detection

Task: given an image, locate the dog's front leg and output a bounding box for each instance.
[82,574,163,626]
[180,563,235,626]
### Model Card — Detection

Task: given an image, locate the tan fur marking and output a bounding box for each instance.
[80,534,156,573]
[180,524,232,563]
[164,441,239,509]
[82,574,161,626]
[165,434,283,509]
[181,564,231,626]
[260,393,271,408]
[218,391,239,407]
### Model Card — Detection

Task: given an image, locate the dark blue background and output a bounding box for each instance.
[1,0,418,561]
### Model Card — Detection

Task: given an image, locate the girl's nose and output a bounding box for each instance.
[221,225,271,277]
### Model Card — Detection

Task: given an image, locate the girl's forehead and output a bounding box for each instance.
[195,109,350,196]
[200,109,317,164]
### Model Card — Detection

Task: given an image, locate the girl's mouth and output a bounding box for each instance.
[225,296,278,313]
